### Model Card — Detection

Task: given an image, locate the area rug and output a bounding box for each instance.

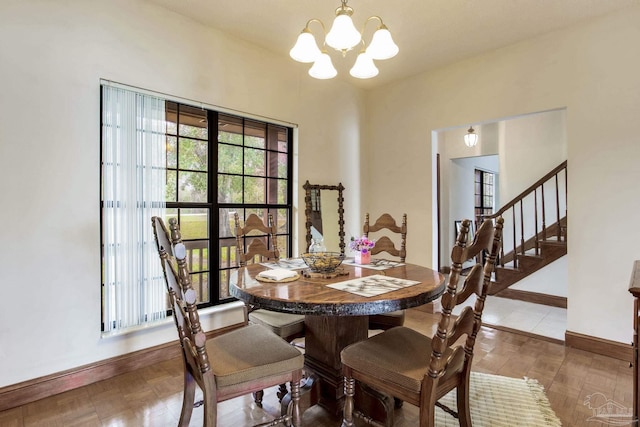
[434,372,562,426]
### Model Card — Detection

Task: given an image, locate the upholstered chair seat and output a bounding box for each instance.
[248,310,306,343]
[341,326,463,394]
[207,324,304,390]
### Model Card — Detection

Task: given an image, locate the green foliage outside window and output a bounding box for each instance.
[164,103,291,306]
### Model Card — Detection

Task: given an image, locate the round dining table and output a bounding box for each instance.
[230,260,445,423]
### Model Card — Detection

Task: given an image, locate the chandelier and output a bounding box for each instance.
[289,0,399,80]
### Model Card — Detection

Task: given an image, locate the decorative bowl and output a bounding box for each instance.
[301,252,345,273]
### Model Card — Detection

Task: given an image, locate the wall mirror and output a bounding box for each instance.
[303,180,345,254]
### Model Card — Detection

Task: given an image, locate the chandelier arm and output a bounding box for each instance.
[303,18,328,48]
[361,16,384,34]
[305,18,326,33]
[359,16,387,47]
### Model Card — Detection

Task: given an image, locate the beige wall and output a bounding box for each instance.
[365,5,640,344]
[0,0,364,387]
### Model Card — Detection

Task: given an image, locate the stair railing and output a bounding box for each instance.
[480,161,567,269]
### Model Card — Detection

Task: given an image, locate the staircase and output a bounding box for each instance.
[482,161,567,307]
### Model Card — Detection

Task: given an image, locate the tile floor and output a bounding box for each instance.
[453,294,567,341]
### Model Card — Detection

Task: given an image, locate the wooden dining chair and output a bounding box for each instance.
[234,212,306,342]
[341,217,504,427]
[363,213,408,331]
[151,216,304,427]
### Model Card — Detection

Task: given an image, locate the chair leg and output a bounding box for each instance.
[202,376,218,427]
[419,392,437,427]
[394,397,404,408]
[288,379,302,427]
[179,371,196,427]
[202,397,217,427]
[456,382,472,427]
[341,376,355,427]
[253,390,264,407]
[277,383,289,402]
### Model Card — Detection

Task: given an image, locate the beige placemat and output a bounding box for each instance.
[326,274,420,297]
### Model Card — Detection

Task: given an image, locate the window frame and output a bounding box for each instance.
[474,168,495,222]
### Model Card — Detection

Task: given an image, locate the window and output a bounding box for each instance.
[216,114,293,299]
[101,85,293,333]
[474,169,495,222]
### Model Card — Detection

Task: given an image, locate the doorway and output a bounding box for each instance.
[433,108,568,342]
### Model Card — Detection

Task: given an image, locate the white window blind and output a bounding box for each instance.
[101,85,167,333]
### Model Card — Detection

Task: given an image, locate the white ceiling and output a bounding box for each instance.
[145,0,636,89]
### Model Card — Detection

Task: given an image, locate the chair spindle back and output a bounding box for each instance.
[428,217,504,381]
[363,213,407,261]
[234,213,279,266]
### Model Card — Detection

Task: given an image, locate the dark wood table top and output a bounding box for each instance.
[230,262,445,316]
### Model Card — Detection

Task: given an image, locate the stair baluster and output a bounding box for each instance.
[480,161,567,298]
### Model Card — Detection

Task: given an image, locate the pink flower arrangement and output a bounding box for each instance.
[349,235,375,254]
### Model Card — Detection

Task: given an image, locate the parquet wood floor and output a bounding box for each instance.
[0,308,632,426]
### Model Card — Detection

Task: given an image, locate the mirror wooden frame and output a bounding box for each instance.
[303,180,346,254]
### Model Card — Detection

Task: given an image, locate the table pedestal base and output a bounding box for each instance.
[301,315,394,426]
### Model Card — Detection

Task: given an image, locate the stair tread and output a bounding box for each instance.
[539,239,566,244]
[520,252,543,259]
[495,265,521,272]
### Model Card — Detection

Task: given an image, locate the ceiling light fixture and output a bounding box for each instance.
[289,0,398,80]
[464,126,479,147]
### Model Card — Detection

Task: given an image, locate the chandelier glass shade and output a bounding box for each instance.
[289,29,322,63]
[309,51,338,79]
[326,13,361,52]
[464,126,479,147]
[366,25,399,60]
[290,0,398,80]
[350,51,378,79]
